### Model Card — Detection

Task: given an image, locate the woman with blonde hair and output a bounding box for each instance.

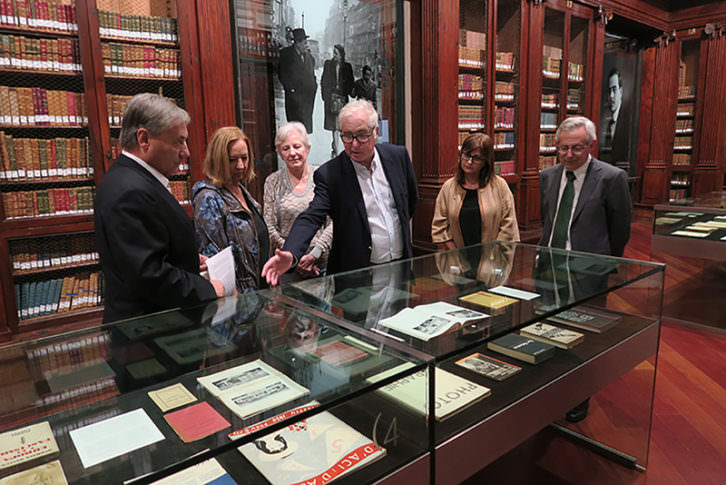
[193,126,269,292]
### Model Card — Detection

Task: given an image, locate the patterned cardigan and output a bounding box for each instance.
[192,179,269,292]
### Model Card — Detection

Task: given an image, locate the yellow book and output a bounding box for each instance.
[459,290,517,311]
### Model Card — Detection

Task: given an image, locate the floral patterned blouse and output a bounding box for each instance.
[192,179,269,293]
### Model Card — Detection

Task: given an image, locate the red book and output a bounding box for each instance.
[49,138,57,175]
[39,0,49,27]
[164,402,230,443]
[39,88,49,125]
[31,87,41,125]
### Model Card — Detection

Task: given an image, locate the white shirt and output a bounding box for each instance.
[548,155,591,250]
[351,148,403,263]
[122,150,171,194]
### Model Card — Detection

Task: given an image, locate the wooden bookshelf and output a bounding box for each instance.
[0,0,227,340]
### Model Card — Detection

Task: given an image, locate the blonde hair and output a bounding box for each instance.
[203,126,255,187]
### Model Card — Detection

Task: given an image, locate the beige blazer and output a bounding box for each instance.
[431,175,519,246]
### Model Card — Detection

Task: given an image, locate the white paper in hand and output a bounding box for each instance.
[206,246,235,296]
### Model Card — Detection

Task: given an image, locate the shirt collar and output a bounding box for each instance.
[123,150,171,192]
[571,155,591,180]
[351,147,380,175]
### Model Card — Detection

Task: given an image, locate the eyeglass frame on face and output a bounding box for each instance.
[340,130,374,144]
[460,152,486,164]
[556,143,590,155]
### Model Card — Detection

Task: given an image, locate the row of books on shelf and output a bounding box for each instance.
[0,34,81,73]
[670,174,690,186]
[101,42,181,79]
[677,102,694,117]
[239,29,280,59]
[675,118,694,133]
[10,233,97,272]
[495,51,514,71]
[0,132,91,181]
[15,271,102,320]
[567,62,584,82]
[677,84,695,99]
[674,135,693,150]
[494,160,515,176]
[493,131,514,150]
[459,29,486,49]
[540,112,557,129]
[542,55,561,78]
[672,153,691,165]
[567,88,582,109]
[26,332,108,374]
[458,105,484,129]
[2,186,94,218]
[494,107,514,129]
[107,93,176,126]
[669,188,689,201]
[539,155,556,170]
[539,133,556,151]
[0,85,87,126]
[97,10,178,43]
[458,73,483,92]
[541,93,558,109]
[495,80,514,98]
[0,0,78,33]
[170,179,190,204]
[458,45,485,68]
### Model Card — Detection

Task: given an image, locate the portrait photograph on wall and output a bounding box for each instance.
[598,35,641,176]
[231,0,403,189]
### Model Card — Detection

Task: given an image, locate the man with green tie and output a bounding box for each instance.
[539,116,631,257]
[538,115,632,423]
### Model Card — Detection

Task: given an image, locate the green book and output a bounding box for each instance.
[36,189,49,215]
[38,139,48,176]
[56,138,66,175]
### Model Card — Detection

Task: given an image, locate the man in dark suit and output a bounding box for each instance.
[278,28,317,133]
[599,69,631,166]
[95,93,224,323]
[539,115,632,422]
[262,99,418,285]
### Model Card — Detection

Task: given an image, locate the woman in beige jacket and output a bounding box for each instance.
[431,133,519,251]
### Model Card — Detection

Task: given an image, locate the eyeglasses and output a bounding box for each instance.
[556,144,588,155]
[340,130,374,144]
[461,152,486,164]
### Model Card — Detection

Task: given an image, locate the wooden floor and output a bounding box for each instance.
[465,213,726,484]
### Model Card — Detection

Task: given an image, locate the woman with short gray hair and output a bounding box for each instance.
[263,122,332,282]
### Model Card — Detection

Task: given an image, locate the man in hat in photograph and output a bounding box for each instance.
[278,28,318,133]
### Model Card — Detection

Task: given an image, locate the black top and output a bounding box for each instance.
[248,199,270,289]
[459,188,481,247]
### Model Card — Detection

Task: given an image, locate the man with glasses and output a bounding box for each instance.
[538,116,631,423]
[539,115,631,257]
[262,99,417,285]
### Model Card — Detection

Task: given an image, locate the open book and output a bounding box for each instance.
[378,301,489,341]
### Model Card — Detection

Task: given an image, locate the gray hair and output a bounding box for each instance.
[274,121,311,151]
[119,93,190,149]
[338,99,378,130]
[555,116,597,145]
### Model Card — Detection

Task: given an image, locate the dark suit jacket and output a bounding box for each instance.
[599,103,631,165]
[284,143,418,274]
[278,45,317,132]
[95,155,216,323]
[538,157,632,257]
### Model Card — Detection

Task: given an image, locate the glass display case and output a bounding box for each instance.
[652,193,726,259]
[0,243,664,484]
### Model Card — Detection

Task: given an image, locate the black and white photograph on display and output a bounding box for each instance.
[233,0,401,168]
[598,36,640,174]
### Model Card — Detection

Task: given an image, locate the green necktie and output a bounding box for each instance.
[551,171,576,249]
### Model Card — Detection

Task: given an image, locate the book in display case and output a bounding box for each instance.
[0,242,664,484]
[0,0,201,338]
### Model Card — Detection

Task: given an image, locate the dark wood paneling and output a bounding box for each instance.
[668,1,726,30]
[194,0,236,152]
[693,166,721,194]
[413,184,440,252]
[641,164,668,202]
[411,0,459,249]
